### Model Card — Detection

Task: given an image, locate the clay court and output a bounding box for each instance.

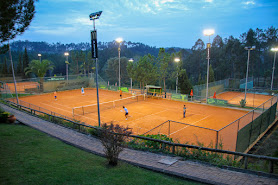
[216,91,273,107]
[6,82,39,93]
[15,88,266,151]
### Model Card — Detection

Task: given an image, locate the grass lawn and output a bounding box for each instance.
[0,124,204,185]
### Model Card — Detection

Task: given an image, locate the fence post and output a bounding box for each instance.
[162,143,165,151]
[269,160,274,173]
[215,131,219,149]
[172,144,175,154]
[235,119,240,152]
[247,111,255,149]
[244,156,248,169]
[168,120,170,137]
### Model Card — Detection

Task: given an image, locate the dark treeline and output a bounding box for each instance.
[0,27,277,92]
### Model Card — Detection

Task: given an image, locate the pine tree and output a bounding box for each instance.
[178,69,192,94]
[16,53,22,75]
[209,64,215,82]
[2,57,8,75]
[22,48,29,78]
[8,62,13,74]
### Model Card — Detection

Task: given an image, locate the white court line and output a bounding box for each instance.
[41,102,75,114]
[169,115,211,136]
[41,102,98,122]
[144,101,204,116]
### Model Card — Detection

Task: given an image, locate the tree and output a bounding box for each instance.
[0,0,36,45]
[106,57,129,85]
[2,57,8,75]
[157,48,170,92]
[178,69,192,94]
[100,122,132,166]
[25,59,54,92]
[22,47,29,78]
[209,64,215,82]
[134,54,158,92]
[16,53,22,75]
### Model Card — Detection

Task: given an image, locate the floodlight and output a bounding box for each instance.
[38,54,41,57]
[203,29,215,36]
[129,58,134,62]
[64,52,69,56]
[271,48,278,52]
[89,11,102,20]
[116,38,123,43]
[245,46,256,50]
[174,58,180,62]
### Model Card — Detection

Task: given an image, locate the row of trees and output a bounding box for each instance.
[1,27,277,93]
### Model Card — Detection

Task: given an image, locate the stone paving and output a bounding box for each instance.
[1,103,278,185]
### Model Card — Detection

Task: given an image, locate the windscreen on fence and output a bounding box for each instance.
[235,97,277,153]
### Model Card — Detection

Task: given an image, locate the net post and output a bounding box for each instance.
[72,108,74,117]
[82,106,84,115]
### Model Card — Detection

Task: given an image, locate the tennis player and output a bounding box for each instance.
[183,105,186,118]
[119,89,122,99]
[123,106,128,120]
[54,91,57,100]
[81,87,85,95]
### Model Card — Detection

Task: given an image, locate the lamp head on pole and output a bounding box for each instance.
[38,54,41,57]
[64,52,69,56]
[116,38,123,43]
[244,46,256,50]
[203,29,215,36]
[89,11,102,20]
[271,47,278,52]
[174,58,180,63]
[128,58,134,62]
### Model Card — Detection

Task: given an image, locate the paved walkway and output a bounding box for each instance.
[1,103,278,185]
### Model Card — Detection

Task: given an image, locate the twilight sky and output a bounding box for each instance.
[15,0,278,48]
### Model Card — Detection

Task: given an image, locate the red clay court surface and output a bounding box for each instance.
[5,82,39,93]
[216,91,273,107]
[15,88,268,151]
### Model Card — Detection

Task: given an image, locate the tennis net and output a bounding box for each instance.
[72,94,146,117]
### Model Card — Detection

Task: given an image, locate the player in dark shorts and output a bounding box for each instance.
[120,90,122,99]
[123,106,128,120]
[183,105,186,118]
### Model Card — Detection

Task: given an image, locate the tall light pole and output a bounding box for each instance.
[271,48,278,90]
[128,58,134,92]
[174,58,180,94]
[116,38,123,89]
[203,29,214,103]
[38,54,42,63]
[89,11,102,127]
[244,46,256,103]
[64,52,69,83]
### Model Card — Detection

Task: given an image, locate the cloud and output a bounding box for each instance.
[204,0,213,3]
[243,1,255,5]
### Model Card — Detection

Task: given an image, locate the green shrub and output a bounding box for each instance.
[0,112,10,123]
[240,99,246,107]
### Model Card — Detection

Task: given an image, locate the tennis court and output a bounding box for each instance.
[16,88,258,151]
[216,91,273,107]
[6,82,39,93]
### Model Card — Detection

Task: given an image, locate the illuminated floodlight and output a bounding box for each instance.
[129,58,134,62]
[116,37,123,43]
[64,52,69,56]
[203,29,215,36]
[174,58,180,62]
[271,48,278,52]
